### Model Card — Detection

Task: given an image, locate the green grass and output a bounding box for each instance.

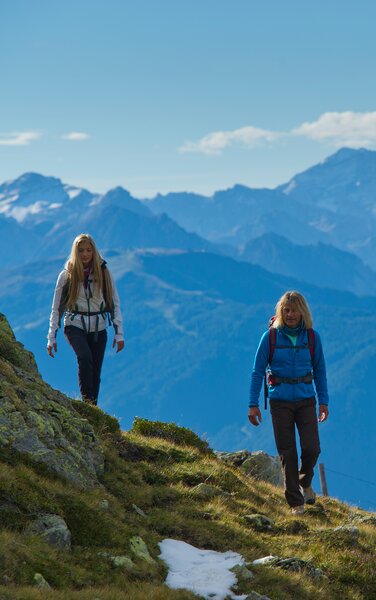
[0,413,375,599]
[0,312,375,600]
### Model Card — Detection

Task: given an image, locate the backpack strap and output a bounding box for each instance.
[307,328,315,362]
[265,327,277,410]
[101,262,115,321]
[268,327,277,365]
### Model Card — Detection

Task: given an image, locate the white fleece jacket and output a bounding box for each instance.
[47,268,124,346]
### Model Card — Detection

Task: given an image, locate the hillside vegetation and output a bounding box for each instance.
[0,314,375,600]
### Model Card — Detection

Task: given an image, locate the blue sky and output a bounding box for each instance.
[1,0,376,196]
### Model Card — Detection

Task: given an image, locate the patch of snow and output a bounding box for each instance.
[65,186,82,200]
[252,556,277,565]
[348,237,372,250]
[8,201,49,222]
[159,539,247,600]
[282,179,297,195]
[89,195,103,206]
[145,301,198,336]
[0,203,11,214]
[308,218,336,233]
[0,193,19,206]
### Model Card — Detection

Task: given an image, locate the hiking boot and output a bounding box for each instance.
[82,396,97,406]
[291,505,305,515]
[302,485,316,505]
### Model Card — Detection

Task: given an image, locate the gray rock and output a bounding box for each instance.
[244,514,274,532]
[99,499,110,510]
[0,315,104,489]
[216,449,283,487]
[33,573,52,590]
[129,536,156,564]
[132,503,147,517]
[99,552,134,569]
[270,557,323,580]
[191,483,227,499]
[349,512,376,526]
[245,592,272,600]
[253,555,323,581]
[357,516,376,526]
[215,449,251,466]
[25,514,71,550]
[241,451,283,487]
[230,564,255,581]
[315,525,359,547]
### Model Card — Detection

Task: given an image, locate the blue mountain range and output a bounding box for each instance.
[1,148,376,511]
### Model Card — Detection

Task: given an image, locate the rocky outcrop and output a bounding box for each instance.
[216,449,283,487]
[253,555,324,581]
[243,514,274,532]
[25,514,72,550]
[0,314,104,488]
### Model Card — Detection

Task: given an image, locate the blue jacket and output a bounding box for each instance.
[249,328,329,407]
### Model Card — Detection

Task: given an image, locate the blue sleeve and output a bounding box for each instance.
[312,330,329,405]
[249,331,270,407]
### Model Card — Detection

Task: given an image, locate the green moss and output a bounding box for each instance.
[131,417,211,453]
[0,314,38,374]
[71,400,121,438]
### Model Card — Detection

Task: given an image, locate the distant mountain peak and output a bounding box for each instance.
[98,186,152,217]
[323,147,372,164]
[10,172,63,189]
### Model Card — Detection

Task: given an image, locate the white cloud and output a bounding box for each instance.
[292,111,376,147]
[62,132,90,141]
[0,132,41,146]
[179,125,281,155]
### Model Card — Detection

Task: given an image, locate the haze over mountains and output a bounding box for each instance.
[1,147,376,512]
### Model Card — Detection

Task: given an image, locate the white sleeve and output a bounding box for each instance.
[47,270,68,346]
[109,270,124,341]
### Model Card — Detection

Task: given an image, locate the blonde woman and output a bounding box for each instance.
[47,233,124,405]
[248,291,329,515]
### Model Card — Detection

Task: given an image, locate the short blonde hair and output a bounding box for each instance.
[273,290,313,329]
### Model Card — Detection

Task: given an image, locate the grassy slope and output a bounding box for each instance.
[0,313,375,599]
[0,404,375,600]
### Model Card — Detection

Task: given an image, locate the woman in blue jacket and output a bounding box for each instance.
[248,291,329,515]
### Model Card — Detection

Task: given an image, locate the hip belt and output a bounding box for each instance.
[268,372,313,386]
[69,310,107,339]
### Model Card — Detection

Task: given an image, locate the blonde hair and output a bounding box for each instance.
[65,233,113,310]
[273,290,313,329]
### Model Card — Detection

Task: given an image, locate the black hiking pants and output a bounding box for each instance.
[270,397,321,507]
[64,326,107,405]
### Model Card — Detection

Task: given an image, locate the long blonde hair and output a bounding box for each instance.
[65,233,113,310]
[273,290,313,329]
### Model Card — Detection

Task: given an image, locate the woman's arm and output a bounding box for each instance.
[47,270,68,356]
[312,330,329,406]
[249,331,269,407]
[108,270,125,349]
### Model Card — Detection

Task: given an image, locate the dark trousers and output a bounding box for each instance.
[270,397,321,507]
[64,326,107,404]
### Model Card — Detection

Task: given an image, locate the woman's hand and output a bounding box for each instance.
[318,405,329,422]
[47,343,57,358]
[248,407,262,427]
[112,339,125,353]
